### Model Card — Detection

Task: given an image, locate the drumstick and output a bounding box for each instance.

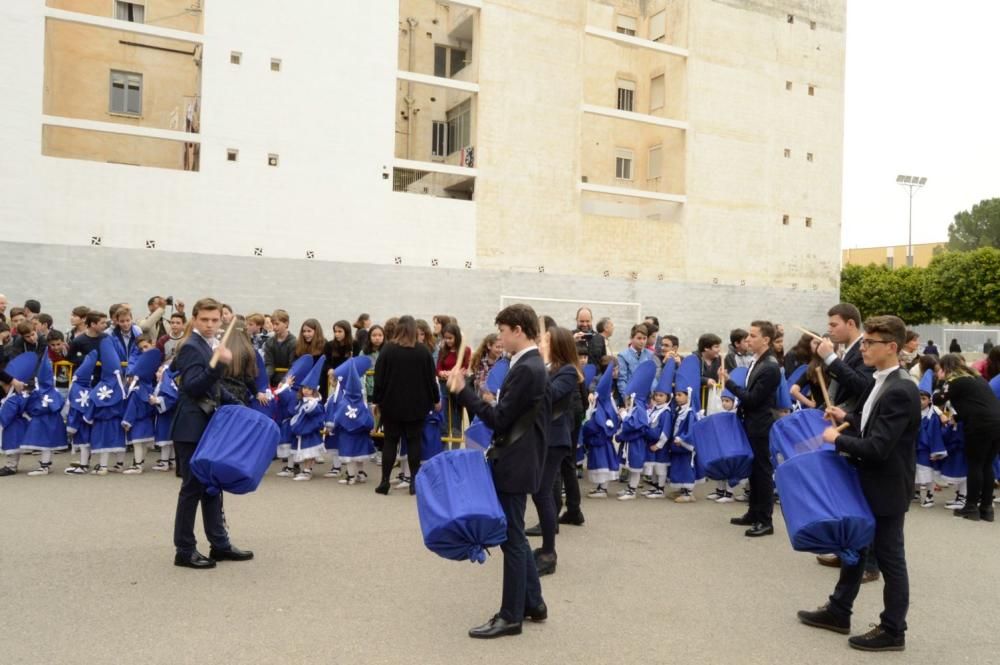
[209,322,236,369]
[835,422,850,433]
[795,325,825,342]
[816,370,832,408]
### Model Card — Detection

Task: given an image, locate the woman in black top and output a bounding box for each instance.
[937,354,1000,521]
[372,316,439,495]
[218,326,258,405]
[529,326,582,576]
[322,320,351,400]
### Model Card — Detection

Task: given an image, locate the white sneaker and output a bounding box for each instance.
[716,491,735,504]
[395,477,411,489]
[920,495,935,508]
[151,460,170,472]
[293,470,312,481]
[64,464,88,475]
[706,488,723,501]
[91,465,108,476]
[109,462,125,474]
[674,490,695,503]
[123,464,143,475]
[356,471,368,484]
[323,467,341,478]
[338,474,356,485]
[945,494,966,510]
[374,452,382,466]
[618,488,637,501]
[276,466,295,478]
[587,487,607,499]
[27,464,52,476]
[645,487,665,499]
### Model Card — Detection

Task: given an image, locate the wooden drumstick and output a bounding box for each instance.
[835,422,850,433]
[795,325,825,342]
[816,370,832,408]
[209,322,236,369]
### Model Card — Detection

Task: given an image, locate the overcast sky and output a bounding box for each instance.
[841,0,1000,249]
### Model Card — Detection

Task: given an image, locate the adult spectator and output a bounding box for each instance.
[722,321,782,537]
[984,339,995,355]
[5,322,45,359]
[922,340,939,356]
[898,330,920,369]
[352,313,371,357]
[573,307,594,344]
[697,333,722,387]
[644,315,662,357]
[23,299,41,320]
[948,338,962,354]
[263,309,296,386]
[139,296,168,339]
[587,317,614,366]
[985,347,1000,381]
[724,329,753,371]
[0,293,7,322]
[68,306,90,340]
[161,312,187,362]
[937,354,1000,521]
[372,315,439,496]
[786,334,813,376]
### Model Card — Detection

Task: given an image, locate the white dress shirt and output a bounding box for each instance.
[860,366,898,432]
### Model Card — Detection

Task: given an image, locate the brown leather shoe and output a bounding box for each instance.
[816,553,842,568]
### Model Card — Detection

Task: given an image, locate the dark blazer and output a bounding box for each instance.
[545,364,579,448]
[170,334,236,444]
[587,334,609,367]
[726,351,781,440]
[835,368,920,516]
[827,340,875,411]
[458,348,550,494]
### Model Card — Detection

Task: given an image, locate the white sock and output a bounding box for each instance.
[717,480,727,492]
[159,445,172,462]
[5,453,20,469]
[331,451,340,469]
[99,452,110,468]
[79,447,91,467]
[346,461,358,477]
[628,470,641,490]
[655,472,667,489]
[41,450,53,465]
[133,442,145,465]
[958,480,968,497]
[400,458,411,477]
[115,451,125,465]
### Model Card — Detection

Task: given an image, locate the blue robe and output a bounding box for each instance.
[153,373,178,447]
[644,403,673,470]
[22,389,68,450]
[582,400,620,483]
[668,406,700,486]
[87,378,127,453]
[938,422,967,481]
[619,404,651,472]
[289,397,326,461]
[0,392,28,455]
[122,379,157,445]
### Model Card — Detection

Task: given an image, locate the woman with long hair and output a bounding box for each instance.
[528,326,583,576]
[352,313,371,357]
[219,325,259,406]
[937,354,1000,521]
[322,320,352,400]
[415,319,435,354]
[470,333,503,396]
[371,315,440,495]
[435,322,471,443]
[295,319,326,360]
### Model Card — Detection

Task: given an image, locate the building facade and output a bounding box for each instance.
[842,242,945,269]
[0,0,845,344]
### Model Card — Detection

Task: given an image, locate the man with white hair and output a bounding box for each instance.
[0,293,8,322]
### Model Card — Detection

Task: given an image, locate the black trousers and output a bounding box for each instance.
[555,447,582,517]
[828,513,909,636]
[498,492,543,623]
[380,419,424,487]
[173,440,231,555]
[748,434,774,524]
[531,446,568,554]
[965,430,1000,511]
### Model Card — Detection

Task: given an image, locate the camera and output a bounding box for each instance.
[165,296,174,306]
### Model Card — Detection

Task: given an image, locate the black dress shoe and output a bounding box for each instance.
[525,603,548,622]
[954,506,981,521]
[745,522,774,537]
[557,511,585,526]
[174,551,216,569]
[797,604,850,635]
[848,625,905,652]
[730,513,755,526]
[533,550,557,576]
[0,467,17,477]
[468,615,522,639]
[374,483,390,495]
[525,523,542,537]
[209,546,254,561]
[981,507,995,522]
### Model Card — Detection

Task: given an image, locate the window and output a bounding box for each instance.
[805,217,813,228]
[782,215,790,226]
[787,14,795,24]
[230,51,242,65]
[268,154,279,167]
[785,81,793,91]
[431,121,448,157]
[115,1,144,23]
[650,75,665,111]
[616,15,637,36]
[270,58,281,72]
[784,148,791,158]
[648,146,662,180]
[446,100,471,154]
[616,79,635,112]
[226,149,238,162]
[109,70,142,115]
[649,11,666,41]
[806,152,814,162]
[615,148,633,180]
[808,85,815,96]
[886,255,894,269]
[434,45,467,78]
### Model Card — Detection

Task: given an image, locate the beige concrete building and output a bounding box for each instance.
[42,0,202,171]
[395,0,845,290]
[842,242,945,269]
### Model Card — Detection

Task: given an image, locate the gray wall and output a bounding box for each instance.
[2,242,838,351]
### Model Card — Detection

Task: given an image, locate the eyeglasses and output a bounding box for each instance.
[859,338,893,349]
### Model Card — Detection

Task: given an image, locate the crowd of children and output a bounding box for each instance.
[1,296,998,518]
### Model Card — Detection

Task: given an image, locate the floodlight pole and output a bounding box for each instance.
[896,175,926,267]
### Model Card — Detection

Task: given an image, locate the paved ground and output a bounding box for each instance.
[2,456,997,665]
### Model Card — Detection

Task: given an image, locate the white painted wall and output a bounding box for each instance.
[0,1,476,268]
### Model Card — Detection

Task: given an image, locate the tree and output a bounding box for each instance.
[925,247,1000,323]
[947,198,1000,251]
[839,263,932,324]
